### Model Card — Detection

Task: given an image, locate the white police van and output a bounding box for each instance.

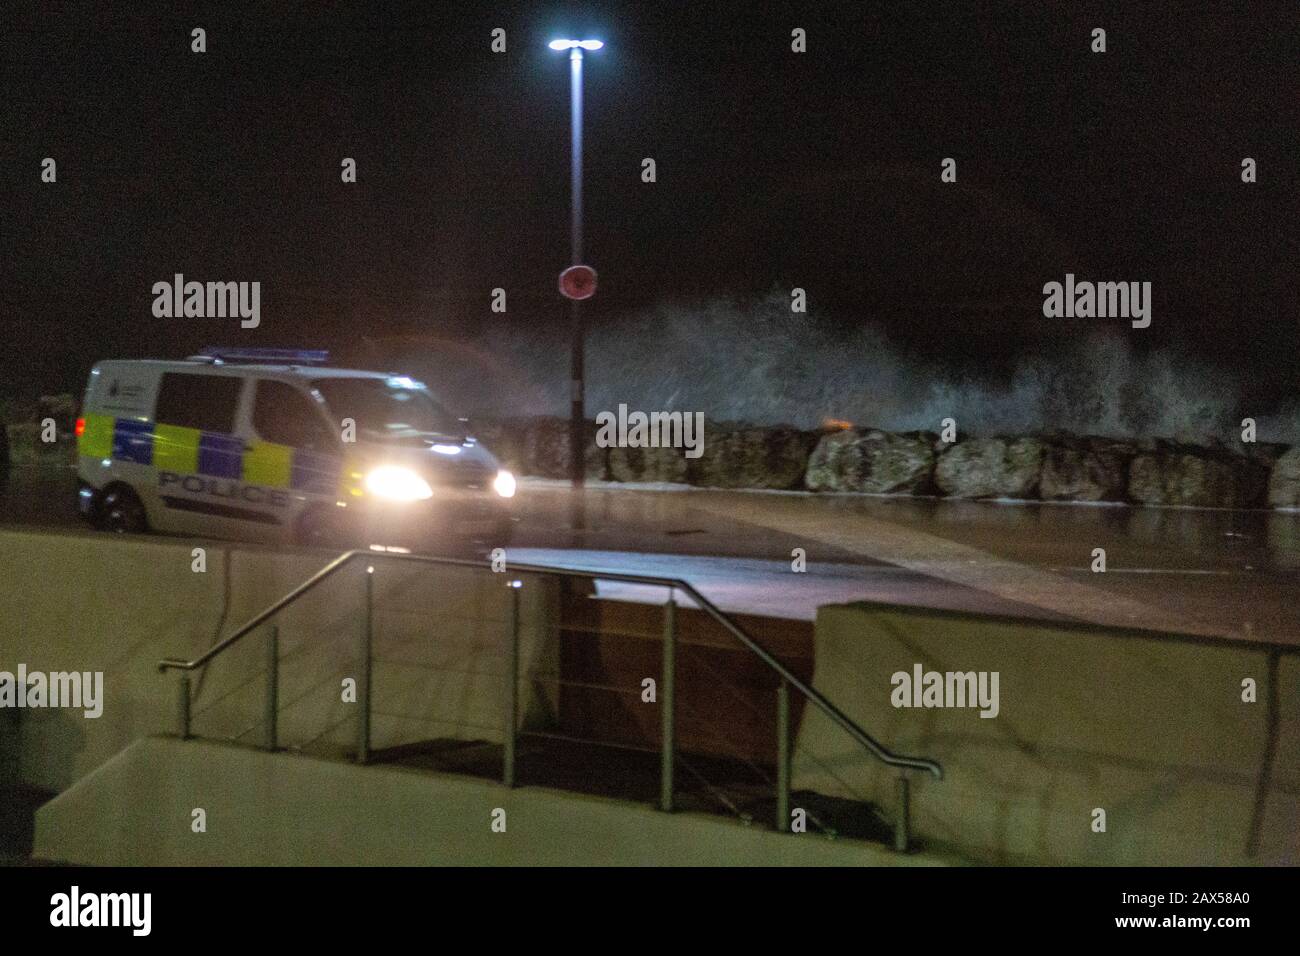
[75,347,516,550]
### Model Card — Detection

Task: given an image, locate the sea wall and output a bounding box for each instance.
[9,394,1295,509]
[477,417,1300,510]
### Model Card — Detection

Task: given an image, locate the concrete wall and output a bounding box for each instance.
[35,736,943,866]
[793,603,1300,865]
[554,598,813,761]
[0,529,558,793]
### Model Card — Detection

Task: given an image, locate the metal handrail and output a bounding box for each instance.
[159,549,357,673]
[158,548,943,781]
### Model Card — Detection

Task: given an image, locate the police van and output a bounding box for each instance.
[75,348,516,550]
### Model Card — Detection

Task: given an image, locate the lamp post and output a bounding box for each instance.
[550,38,602,524]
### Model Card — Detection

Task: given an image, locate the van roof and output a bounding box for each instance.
[92,359,396,381]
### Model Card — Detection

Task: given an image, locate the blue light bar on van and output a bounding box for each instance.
[196,347,330,365]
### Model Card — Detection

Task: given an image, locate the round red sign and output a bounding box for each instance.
[559,264,597,300]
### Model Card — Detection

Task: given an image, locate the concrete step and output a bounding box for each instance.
[34,736,953,867]
[371,732,895,843]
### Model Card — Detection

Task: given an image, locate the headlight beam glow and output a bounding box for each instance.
[493,469,517,499]
[364,466,434,501]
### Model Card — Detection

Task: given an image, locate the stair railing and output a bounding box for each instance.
[158,549,942,851]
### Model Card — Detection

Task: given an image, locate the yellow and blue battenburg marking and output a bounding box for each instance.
[79,415,341,494]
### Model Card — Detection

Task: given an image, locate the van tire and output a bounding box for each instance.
[295,506,349,549]
[98,485,148,534]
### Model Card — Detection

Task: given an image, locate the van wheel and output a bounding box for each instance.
[296,507,349,549]
[99,486,148,534]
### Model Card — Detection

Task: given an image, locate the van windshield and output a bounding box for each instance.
[311,377,462,443]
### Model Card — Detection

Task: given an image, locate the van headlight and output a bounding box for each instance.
[364,466,434,501]
[493,469,517,499]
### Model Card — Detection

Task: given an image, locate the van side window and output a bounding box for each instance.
[253,380,335,452]
[155,373,242,433]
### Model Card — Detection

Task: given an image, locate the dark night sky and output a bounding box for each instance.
[3,1,1298,410]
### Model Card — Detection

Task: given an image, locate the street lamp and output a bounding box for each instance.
[548,39,604,51]
[550,37,602,521]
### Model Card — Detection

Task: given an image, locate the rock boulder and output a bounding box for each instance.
[692,424,818,489]
[1266,446,1300,509]
[1039,435,1136,501]
[512,417,605,480]
[934,437,1045,499]
[1128,441,1268,508]
[804,428,936,494]
[607,444,689,484]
